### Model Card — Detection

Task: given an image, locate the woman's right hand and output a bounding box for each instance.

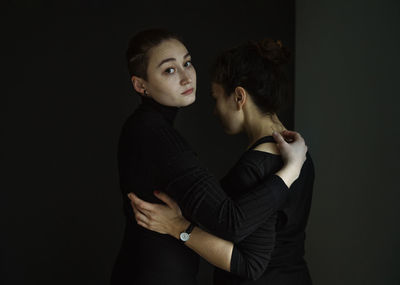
[272,130,308,188]
[127,191,190,240]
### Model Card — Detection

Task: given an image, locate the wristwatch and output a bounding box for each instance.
[179,223,195,243]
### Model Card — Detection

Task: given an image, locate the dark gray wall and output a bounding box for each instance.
[295,1,400,284]
[1,1,294,284]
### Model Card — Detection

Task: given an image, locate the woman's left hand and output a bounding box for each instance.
[127,191,190,239]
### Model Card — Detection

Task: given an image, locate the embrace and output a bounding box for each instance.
[111,29,314,285]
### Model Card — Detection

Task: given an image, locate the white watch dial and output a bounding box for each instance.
[180,232,190,242]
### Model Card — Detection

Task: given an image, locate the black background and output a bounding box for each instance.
[3,1,400,284]
[2,1,295,284]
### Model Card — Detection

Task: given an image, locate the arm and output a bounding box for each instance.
[229,218,276,280]
[140,126,305,242]
[129,191,276,280]
[180,224,234,273]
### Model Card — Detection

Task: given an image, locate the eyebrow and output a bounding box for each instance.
[157,53,191,68]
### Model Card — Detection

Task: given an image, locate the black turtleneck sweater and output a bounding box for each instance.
[111,98,292,285]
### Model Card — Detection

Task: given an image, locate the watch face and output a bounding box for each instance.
[180,232,190,242]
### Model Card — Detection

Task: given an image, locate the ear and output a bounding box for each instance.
[233,86,247,110]
[131,76,146,95]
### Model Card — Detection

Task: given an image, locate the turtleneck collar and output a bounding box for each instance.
[139,96,179,125]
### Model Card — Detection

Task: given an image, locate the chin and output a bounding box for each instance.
[224,129,236,135]
[222,126,234,135]
[223,126,241,135]
[180,94,196,107]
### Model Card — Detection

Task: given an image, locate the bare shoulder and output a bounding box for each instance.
[253,142,280,155]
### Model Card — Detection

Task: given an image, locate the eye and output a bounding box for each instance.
[184,60,192,68]
[164,67,176,74]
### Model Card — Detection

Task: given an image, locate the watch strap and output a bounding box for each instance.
[180,222,196,243]
[185,222,195,235]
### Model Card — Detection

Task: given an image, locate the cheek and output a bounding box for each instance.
[159,76,178,91]
[146,77,179,106]
[215,101,225,117]
[150,76,178,99]
[222,104,242,132]
[150,73,176,89]
[217,103,232,126]
[190,68,197,83]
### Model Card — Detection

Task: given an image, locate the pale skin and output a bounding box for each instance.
[131,39,197,108]
[128,82,308,272]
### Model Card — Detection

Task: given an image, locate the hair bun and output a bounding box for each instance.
[253,38,291,65]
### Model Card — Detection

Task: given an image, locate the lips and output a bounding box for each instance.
[181,88,194,95]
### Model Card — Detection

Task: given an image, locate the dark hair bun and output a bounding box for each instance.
[253,38,291,65]
[211,38,292,115]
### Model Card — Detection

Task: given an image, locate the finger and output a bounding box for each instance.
[131,200,143,215]
[130,198,142,216]
[281,130,302,142]
[153,191,178,209]
[272,131,287,146]
[131,199,138,212]
[137,220,150,231]
[130,193,156,212]
[131,199,152,217]
[280,131,295,143]
[130,200,144,217]
[134,209,151,225]
[127,193,135,201]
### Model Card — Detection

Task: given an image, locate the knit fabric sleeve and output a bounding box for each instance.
[141,125,289,242]
[229,213,277,280]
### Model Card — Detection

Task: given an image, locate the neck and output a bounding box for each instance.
[243,109,286,149]
[140,96,179,125]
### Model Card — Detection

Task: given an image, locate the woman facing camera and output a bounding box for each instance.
[111,29,308,285]
[129,38,314,284]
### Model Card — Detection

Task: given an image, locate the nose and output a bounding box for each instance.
[180,70,192,85]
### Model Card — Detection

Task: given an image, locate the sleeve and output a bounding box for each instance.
[229,214,277,280]
[142,125,289,242]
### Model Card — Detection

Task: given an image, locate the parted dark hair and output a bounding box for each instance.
[211,39,291,114]
[126,29,182,79]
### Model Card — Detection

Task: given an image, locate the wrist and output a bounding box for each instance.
[173,218,190,240]
[276,164,300,188]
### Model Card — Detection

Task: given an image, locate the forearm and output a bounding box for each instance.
[167,169,288,242]
[169,214,276,280]
[172,220,233,272]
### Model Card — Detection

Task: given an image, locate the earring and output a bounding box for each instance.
[144,90,149,96]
